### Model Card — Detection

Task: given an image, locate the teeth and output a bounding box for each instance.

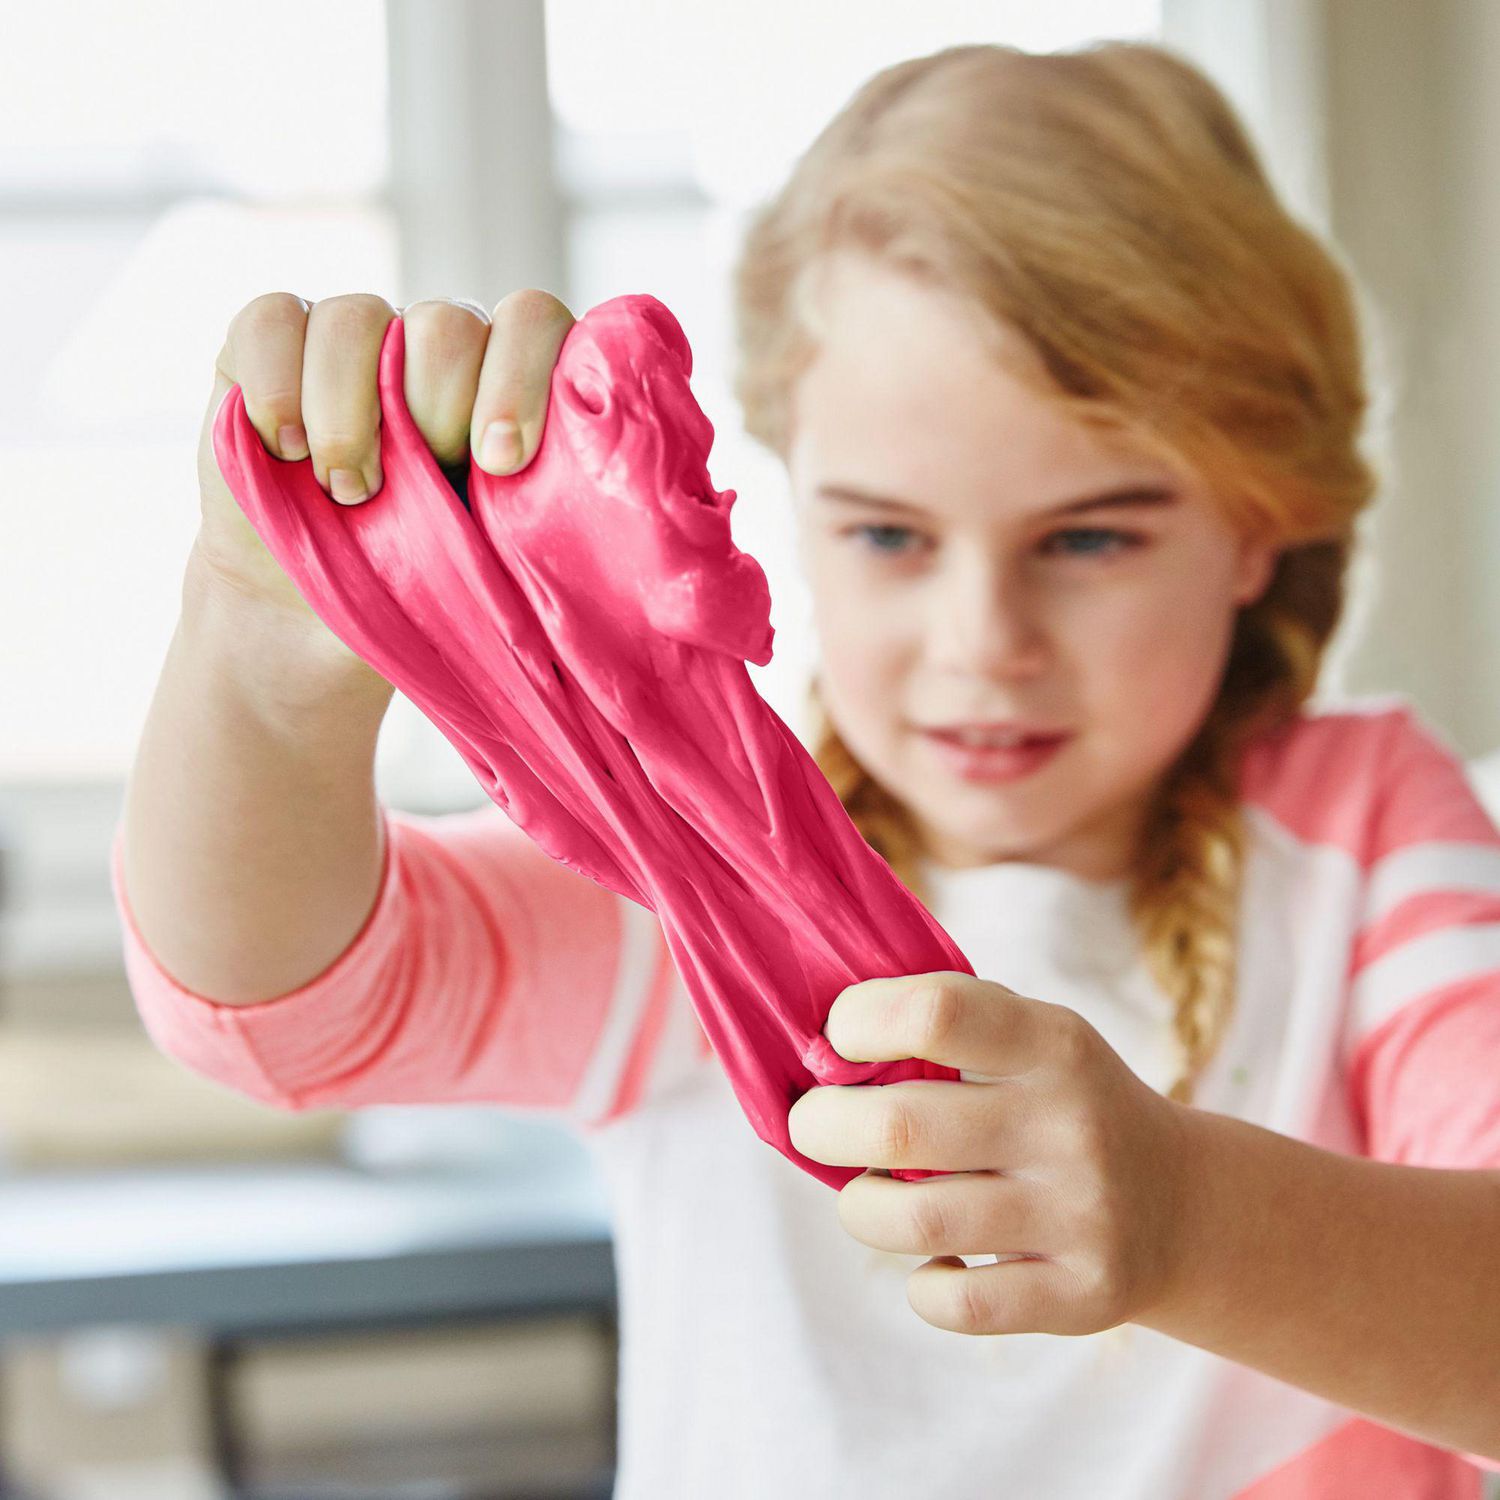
[948,727,1029,748]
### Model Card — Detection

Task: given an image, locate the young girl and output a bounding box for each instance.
[112,39,1500,1499]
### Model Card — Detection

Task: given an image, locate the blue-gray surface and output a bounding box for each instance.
[0,1116,615,1336]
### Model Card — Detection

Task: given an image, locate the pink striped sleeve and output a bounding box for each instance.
[109,802,711,1129]
[1339,709,1500,1476]
[1344,707,1500,1156]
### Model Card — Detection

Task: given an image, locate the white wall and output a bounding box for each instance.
[1167,0,1500,762]
[1323,0,1500,761]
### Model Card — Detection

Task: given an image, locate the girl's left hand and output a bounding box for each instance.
[787,970,1193,1337]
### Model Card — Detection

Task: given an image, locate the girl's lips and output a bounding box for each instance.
[920,728,1072,784]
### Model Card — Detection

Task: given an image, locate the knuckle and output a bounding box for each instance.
[1048,1007,1097,1078]
[491,286,572,327]
[305,429,370,467]
[907,978,965,1059]
[256,393,304,428]
[873,1100,920,1165]
[1069,1172,1116,1249]
[910,1190,959,1251]
[315,291,395,325]
[1074,1250,1129,1326]
[953,1270,991,1331]
[1053,1104,1106,1170]
[236,291,309,332]
[226,370,301,426]
[402,297,488,347]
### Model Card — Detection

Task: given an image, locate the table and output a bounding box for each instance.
[0,1122,618,1494]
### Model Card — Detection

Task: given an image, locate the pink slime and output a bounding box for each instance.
[211,293,975,1191]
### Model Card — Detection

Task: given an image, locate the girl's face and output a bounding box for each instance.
[787,252,1278,880]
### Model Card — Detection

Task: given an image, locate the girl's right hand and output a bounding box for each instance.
[190,288,578,648]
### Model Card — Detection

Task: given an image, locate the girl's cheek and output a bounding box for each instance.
[815,565,909,655]
[1094,595,1239,742]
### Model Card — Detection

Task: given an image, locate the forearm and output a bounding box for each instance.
[121,549,396,1004]
[1137,1103,1500,1460]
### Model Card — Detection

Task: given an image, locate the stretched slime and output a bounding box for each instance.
[211,294,974,1190]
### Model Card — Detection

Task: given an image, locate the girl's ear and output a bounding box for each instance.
[1233,537,1280,608]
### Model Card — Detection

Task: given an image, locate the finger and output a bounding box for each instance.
[399,298,491,468]
[788,1079,1030,1173]
[471,287,575,475]
[220,292,312,462]
[907,1254,1101,1337]
[837,1167,1052,1259]
[301,291,398,505]
[824,970,1066,1077]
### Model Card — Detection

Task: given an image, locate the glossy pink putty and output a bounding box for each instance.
[211,293,977,1190]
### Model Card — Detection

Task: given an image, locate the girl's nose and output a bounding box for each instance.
[926,557,1050,679]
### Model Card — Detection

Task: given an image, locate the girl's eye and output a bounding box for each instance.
[839,523,1146,562]
[1039,527,1144,558]
[842,523,925,558]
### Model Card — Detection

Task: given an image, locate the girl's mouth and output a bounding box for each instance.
[919,728,1073,784]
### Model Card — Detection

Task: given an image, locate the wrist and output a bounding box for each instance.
[1137,1100,1267,1341]
[180,545,395,736]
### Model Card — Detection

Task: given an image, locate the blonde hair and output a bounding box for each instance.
[729,40,1376,1105]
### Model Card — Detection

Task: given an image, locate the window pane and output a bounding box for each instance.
[3,1,387,197]
[3,201,396,778]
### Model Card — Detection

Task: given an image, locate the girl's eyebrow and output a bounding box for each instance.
[813,483,1180,518]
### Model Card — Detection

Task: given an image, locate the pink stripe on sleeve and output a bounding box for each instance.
[110,801,641,1122]
[1347,972,1500,1175]
[1330,701,1500,1076]
[1236,698,1402,857]
[1230,1414,1489,1495]
[1351,890,1500,973]
[1238,699,1499,865]
[1361,722,1500,860]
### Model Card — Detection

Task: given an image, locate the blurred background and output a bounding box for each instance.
[3,1,1499,1496]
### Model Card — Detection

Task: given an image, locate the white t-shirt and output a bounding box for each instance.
[112,693,1500,1497]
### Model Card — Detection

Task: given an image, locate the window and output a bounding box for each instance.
[3,0,392,781]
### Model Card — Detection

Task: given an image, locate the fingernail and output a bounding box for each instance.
[479,419,521,473]
[329,467,367,503]
[277,424,309,461]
